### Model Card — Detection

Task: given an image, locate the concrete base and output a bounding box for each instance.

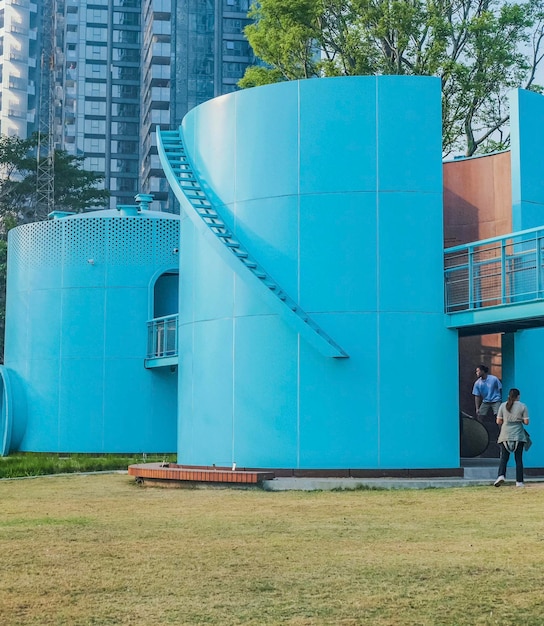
[262,475,543,491]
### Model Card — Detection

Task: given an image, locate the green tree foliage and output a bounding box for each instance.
[0,134,109,223]
[240,0,544,156]
[0,134,110,360]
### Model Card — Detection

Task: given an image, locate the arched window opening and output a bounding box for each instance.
[153,270,179,318]
[147,270,179,362]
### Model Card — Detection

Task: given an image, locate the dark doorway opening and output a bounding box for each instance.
[459,333,502,460]
[154,271,179,318]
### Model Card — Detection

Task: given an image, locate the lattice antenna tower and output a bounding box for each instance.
[36,0,56,220]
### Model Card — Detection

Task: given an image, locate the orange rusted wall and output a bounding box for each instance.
[443,152,512,425]
[443,151,512,248]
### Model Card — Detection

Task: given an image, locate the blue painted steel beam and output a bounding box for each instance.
[446,300,544,334]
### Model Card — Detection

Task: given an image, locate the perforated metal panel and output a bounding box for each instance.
[10,220,65,267]
[109,218,154,266]
[64,218,106,265]
[154,219,180,263]
[9,216,180,268]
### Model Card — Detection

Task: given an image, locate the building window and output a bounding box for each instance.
[87,27,107,42]
[85,100,107,115]
[87,8,107,23]
[85,81,107,97]
[85,157,106,171]
[223,40,250,57]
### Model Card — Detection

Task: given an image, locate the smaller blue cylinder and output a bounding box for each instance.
[4,209,180,453]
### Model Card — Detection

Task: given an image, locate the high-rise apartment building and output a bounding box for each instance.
[140,0,171,210]
[141,0,253,211]
[57,0,142,209]
[0,0,253,211]
[0,0,39,138]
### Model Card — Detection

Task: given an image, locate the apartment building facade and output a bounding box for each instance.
[0,0,39,138]
[140,0,253,211]
[0,0,254,211]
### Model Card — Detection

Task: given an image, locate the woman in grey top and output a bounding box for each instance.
[494,388,530,488]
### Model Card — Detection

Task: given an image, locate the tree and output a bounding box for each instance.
[0,134,109,223]
[0,134,110,360]
[240,0,544,156]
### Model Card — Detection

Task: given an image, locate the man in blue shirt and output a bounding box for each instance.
[473,364,502,418]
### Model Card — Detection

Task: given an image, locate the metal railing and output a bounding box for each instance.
[444,227,544,313]
[146,314,178,359]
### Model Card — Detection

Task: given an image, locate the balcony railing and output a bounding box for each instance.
[444,227,544,313]
[146,314,178,359]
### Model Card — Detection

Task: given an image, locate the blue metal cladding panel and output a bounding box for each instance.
[234,195,300,301]
[377,76,443,193]
[299,76,378,194]
[299,313,380,468]
[178,318,235,465]
[58,359,104,452]
[233,315,299,468]
[378,314,459,468]
[4,290,29,361]
[378,193,444,312]
[177,76,459,469]
[22,359,61,451]
[508,328,544,468]
[176,323,195,459]
[233,267,277,319]
[5,213,180,453]
[510,89,544,231]
[61,288,106,359]
[179,210,236,326]
[501,333,516,396]
[178,217,196,327]
[148,369,178,447]
[503,329,543,467]
[233,81,300,203]
[509,89,522,223]
[299,192,378,312]
[192,236,235,323]
[104,288,148,359]
[184,95,236,207]
[27,290,62,360]
[103,360,153,452]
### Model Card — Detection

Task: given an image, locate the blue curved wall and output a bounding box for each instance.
[4,210,179,453]
[178,76,459,469]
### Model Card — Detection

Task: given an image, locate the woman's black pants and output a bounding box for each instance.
[498,443,524,483]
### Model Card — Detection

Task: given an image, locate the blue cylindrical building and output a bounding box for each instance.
[175,76,459,470]
[2,206,180,454]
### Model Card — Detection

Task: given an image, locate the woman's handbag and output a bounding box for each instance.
[524,428,533,451]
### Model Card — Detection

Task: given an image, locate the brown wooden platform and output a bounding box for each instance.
[128,463,275,486]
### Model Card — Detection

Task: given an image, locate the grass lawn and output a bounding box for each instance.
[0,453,176,479]
[1,475,544,625]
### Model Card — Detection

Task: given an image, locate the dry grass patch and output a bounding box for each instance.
[1,475,544,625]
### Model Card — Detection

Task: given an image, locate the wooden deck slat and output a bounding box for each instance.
[128,463,275,485]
